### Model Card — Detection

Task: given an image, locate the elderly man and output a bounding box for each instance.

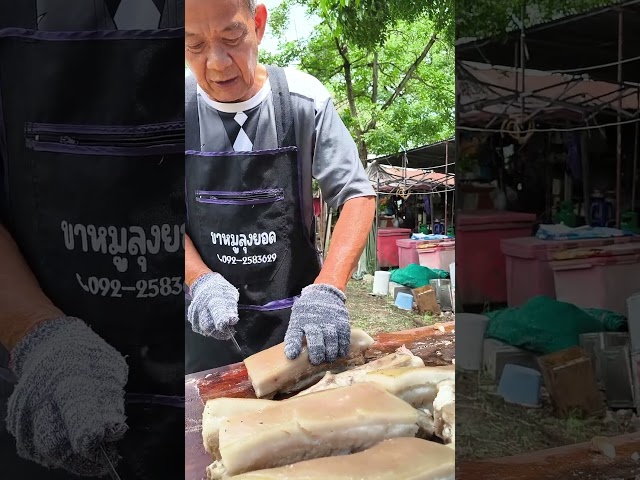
[184,0,376,373]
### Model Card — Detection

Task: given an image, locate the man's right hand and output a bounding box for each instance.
[6,316,128,477]
[187,272,240,339]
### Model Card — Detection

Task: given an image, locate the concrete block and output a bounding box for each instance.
[483,338,540,383]
[388,281,402,297]
[393,286,413,301]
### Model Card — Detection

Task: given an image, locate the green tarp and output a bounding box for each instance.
[389,263,450,289]
[485,295,627,355]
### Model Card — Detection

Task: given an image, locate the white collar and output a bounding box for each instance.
[197,78,271,113]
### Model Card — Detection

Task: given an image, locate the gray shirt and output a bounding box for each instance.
[191,67,375,231]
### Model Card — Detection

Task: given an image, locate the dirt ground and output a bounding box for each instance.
[345,279,638,466]
[344,277,638,464]
[456,371,639,461]
[345,277,453,335]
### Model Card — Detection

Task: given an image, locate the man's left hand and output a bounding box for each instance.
[284,284,351,365]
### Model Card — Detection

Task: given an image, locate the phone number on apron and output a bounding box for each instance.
[76,274,184,298]
[217,253,277,265]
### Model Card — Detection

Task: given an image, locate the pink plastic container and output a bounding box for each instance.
[417,242,455,271]
[549,243,640,315]
[456,210,537,306]
[377,228,412,268]
[501,235,640,307]
[397,238,448,268]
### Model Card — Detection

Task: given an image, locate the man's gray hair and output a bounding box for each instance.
[246,0,257,14]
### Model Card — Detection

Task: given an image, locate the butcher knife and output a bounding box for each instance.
[100,443,122,480]
[229,331,245,358]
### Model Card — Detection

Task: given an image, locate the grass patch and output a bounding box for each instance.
[456,371,636,460]
[346,278,452,335]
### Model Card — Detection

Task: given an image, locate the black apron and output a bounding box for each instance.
[0,4,184,479]
[184,67,322,374]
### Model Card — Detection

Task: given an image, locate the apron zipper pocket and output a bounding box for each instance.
[195,188,284,205]
[24,122,184,156]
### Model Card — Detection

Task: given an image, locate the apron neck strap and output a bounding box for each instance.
[265,65,295,149]
[185,74,200,152]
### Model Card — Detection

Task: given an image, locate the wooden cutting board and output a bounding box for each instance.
[195,323,455,402]
[185,369,214,480]
[457,432,640,479]
[184,323,454,480]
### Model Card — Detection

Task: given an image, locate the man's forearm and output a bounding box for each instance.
[185,233,213,287]
[0,225,63,351]
[315,196,376,292]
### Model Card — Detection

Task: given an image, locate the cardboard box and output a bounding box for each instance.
[538,346,605,418]
[411,285,441,315]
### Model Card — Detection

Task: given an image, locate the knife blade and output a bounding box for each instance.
[229,332,245,358]
[100,443,122,480]
[221,325,245,358]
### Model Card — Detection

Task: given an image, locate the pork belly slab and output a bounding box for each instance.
[201,380,439,462]
[293,346,424,397]
[202,398,275,459]
[206,383,422,479]
[296,364,454,409]
[243,328,375,398]
[202,351,429,460]
[363,365,455,408]
[225,437,455,480]
[432,379,455,444]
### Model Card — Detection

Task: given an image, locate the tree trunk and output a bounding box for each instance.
[336,38,369,167]
[358,138,368,167]
[372,51,379,103]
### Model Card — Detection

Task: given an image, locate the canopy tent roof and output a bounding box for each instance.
[457,0,640,85]
[367,163,454,194]
[458,60,640,127]
[370,138,455,171]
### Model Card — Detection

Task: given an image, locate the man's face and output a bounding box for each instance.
[185,0,267,103]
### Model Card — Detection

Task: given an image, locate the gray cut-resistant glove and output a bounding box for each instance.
[187,272,240,340]
[6,316,128,477]
[284,284,351,366]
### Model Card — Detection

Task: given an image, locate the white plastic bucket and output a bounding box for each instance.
[627,292,640,353]
[456,313,490,371]
[449,262,456,287]
[372,271,392,296]
[439,248,455,272]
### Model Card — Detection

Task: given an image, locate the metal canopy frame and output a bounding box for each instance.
[369,138,456,171]
[368,162,455,195]
[456,2,640,227]
[457,0,640,85]
[368,142,456,272]
[457,61,640,130]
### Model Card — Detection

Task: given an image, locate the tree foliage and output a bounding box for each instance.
[313,0,454,49]
[260,0,454,163]
[456,0,620,40]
